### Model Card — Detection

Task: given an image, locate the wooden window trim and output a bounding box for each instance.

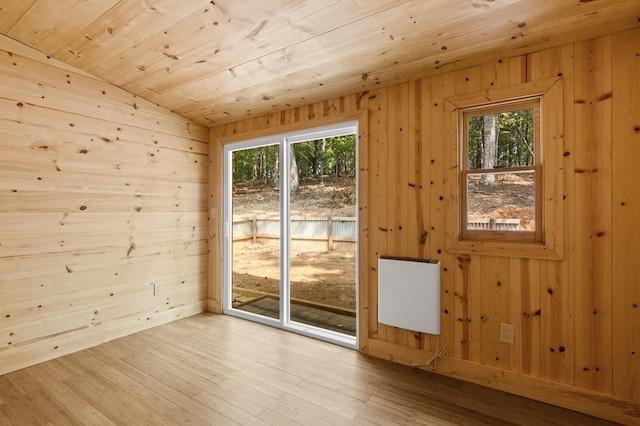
[460,98,542,242]
[444,78,564,260]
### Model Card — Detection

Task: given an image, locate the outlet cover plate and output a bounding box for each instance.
[500,323,515,344]
[154,282,162,296]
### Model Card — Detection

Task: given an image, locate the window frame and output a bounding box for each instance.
[460,98,543,243]
[444,78,564,260]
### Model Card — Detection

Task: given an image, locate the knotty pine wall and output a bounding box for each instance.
[210,28,640,423]
[0,35,209,375]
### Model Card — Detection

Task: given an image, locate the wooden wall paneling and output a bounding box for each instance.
[0,34,94,80]
[416,78,439,354]
[302,102,316,123]
[410,78,432,351]
[518,258,542,376]
[207,130,220,313]
[389,82,409,264]
[2,250,207,308]
[406,80,420,261]
[572,36,614,394]
[0,36,208,375]
[1,225,206,259]
[432,70,458,358]
[0,94,205,153]
[0,133,208,191]
[0,71,202,142]
[367,87,387,343]
[354,96,371,352]
[381,83,402,346]
[532,44,577,385]
[524,47,569,377]
[0,43,207,142]
[0,191,204,216]
[507,259,524,373]
[394,82,411,347]
[478,256,510,370]
[1,254,206,307]
[468,254,483,364]
[453,66,484,364]
[502,44,533,377]
[612,28,640,403]
[2,270,207,353]
[2,266,205,326]
[405,80,423,350]
[0,301,205,377]
[477,59,518,372]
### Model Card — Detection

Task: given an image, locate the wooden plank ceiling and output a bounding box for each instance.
[1,0,639,126]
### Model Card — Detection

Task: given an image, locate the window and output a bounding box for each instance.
[444,78,564,260]
[461,99,541,242]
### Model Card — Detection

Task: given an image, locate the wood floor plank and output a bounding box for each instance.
[0,313,618,425]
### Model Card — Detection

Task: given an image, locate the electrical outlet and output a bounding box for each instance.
[500,323,515,344]
[153,282,162,296]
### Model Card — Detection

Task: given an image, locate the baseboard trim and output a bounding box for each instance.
[368,338,640,425]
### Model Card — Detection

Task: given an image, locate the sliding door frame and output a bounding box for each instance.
[221,120,361,349]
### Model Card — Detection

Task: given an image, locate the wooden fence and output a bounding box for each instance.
[232,216,357,252]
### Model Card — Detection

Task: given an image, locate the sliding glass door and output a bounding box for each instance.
[223,122,358,348]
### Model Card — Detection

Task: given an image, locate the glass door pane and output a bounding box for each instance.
[230,144,281,321]
[287,137,357,336]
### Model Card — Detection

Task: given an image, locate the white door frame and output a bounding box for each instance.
[222,121,358,349]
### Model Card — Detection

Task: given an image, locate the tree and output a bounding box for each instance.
[290,144,299,195]
[480,113,497,185]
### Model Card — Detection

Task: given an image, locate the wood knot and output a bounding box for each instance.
[420,231,428,244]
[598,92,612,101]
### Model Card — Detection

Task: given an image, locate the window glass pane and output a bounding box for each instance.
[231,144,281,320]
[467,107,535,170]
[466,171,535,231]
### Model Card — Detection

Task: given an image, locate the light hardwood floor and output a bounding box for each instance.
[0,313,617,425]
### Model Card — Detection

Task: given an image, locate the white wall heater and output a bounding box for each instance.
[377,256,441,335]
